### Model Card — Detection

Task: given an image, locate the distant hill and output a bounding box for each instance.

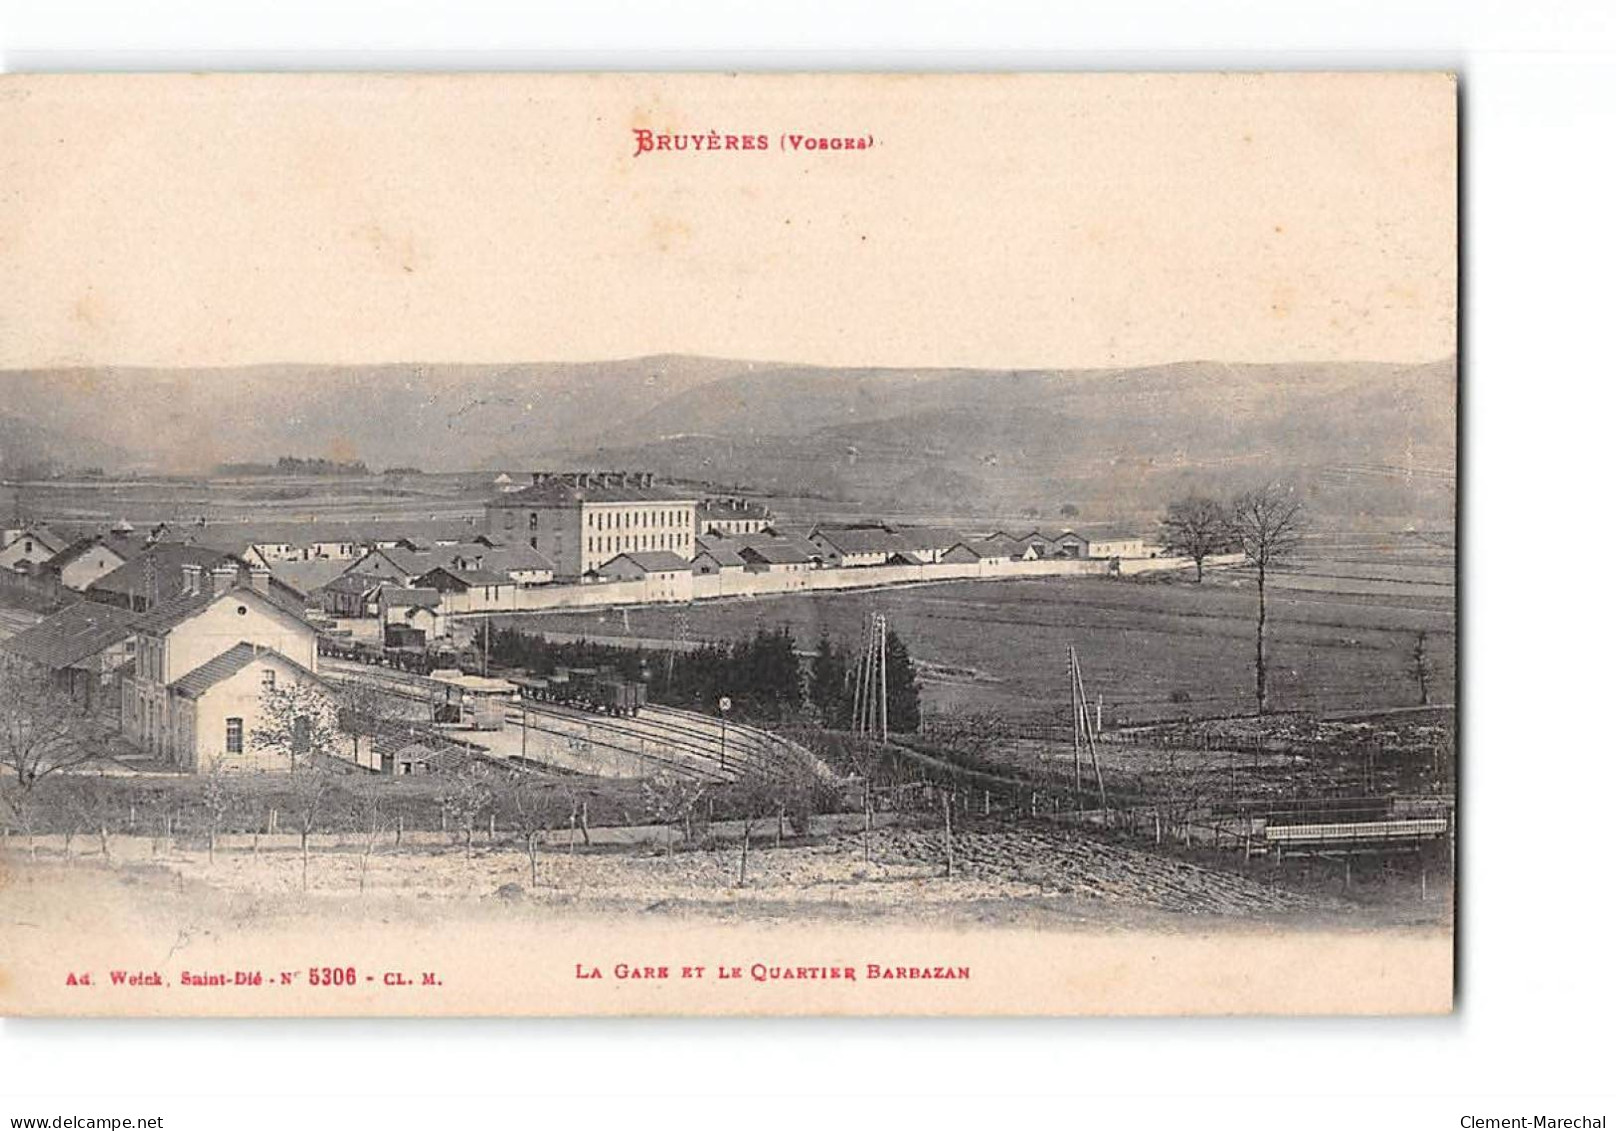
[0,355,1455,527]
[0,411,130,478]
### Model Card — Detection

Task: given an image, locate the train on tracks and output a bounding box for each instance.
[510,666,648,718]
[320,635,650,719]
[319,635,484,675]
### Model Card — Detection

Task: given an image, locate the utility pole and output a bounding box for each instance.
[1071,647,1108,817]
[1067,646,1084,805]
[877,613,889,745]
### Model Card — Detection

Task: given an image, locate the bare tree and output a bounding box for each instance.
[641,773,708,859]
[1160,495,1231,582]
[334,679,419,770]
[198,762,238,864]
[1225,484,1306,715]
[349,772,391,893]
[437,759,493,862]
[725,770,782,889]
[251,679,343,891]
[69,774,120,863]
[508,771,562,887]
[0,664,118,851]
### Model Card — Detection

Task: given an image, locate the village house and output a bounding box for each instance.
[37,536,133,592]
[0,600,138,709]
[484,471,698,579]
[737,542,813,587]
[691,540,748,578]
[808,527,909,568]
[378,587,449,642]
[120,560,331,772]
[941,541,1013,567]
[86,543,306,614]
[317,572,387,619]
[414,565,514,613]
[444,543,554,587]
[890,526,967,564]
[0,525,70,573]
[981,534,1042,561]
[595,551,695,603]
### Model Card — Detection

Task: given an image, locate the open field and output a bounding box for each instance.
[504,534,1455,723]
[2,472,488,535]
[0,816,1452,932]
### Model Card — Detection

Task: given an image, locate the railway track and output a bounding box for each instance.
[326,658,800,783]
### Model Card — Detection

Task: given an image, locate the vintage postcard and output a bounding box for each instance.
[0,72,1456,1016]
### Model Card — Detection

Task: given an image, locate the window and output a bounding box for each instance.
[261,670,276,690]
[225,717,243,754]
[529,512,538,530]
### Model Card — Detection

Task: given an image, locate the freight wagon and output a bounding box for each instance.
[509,667,648,717]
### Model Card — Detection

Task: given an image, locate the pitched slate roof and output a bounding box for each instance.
[599,551,693,574]
[129,581,314,637]
[0,602,138,669]
[693,542,747,568]
[890,526,967,551]
[810,528,908,555]
[944,541,1010,561]
[266,558,351,597]
[1073,527,1142,543]
[41,536,132,574]
[2,526,70,555]
[88,544,300,608]
[446,544,555,575]
[170,641,323,699]
[738,542,811,566]
[418,565,512,589]
[320,572,388,595]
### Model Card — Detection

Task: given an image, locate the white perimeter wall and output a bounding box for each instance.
[433,553,1247,616]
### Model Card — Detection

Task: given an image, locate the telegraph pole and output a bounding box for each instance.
[1071,647,1108,817]
[1068,646,1084,805]
[877,614,889,745]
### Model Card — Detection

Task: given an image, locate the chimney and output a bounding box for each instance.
[180,562,201,596]
[249,564,271,596]
[209,563,237,595]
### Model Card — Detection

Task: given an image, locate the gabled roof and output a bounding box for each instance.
[320,572,388,595]
[890,525,967,551]
[810,528,908,555]
[693,543,747,568]
[944,541,1010,561]
[0,602,137,669]
[2,525,70,555]
[447,544,555,575]
[130,580,314,637]
[88,543,300,608]
[40,535,132,574]
[170,641,323,700]
[418,565,512,589]
[599,551,693,574]
[1073,527,1141,543]
[266,558,351,597]
[739,542,811,566]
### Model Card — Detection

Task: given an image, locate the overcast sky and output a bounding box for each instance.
[0,72,1455,371]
